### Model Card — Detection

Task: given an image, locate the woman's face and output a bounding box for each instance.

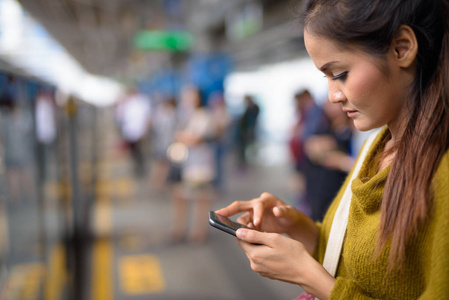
[304,31,411,132]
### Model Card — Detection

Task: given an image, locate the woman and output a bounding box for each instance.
[170,86,216,243]
[216,0,449,298]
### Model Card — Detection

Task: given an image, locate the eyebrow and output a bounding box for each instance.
[320,61,338,72]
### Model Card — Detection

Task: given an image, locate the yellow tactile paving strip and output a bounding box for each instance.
[91,176,114,300]
[44,245,67,300]
[119,255,165,294]
[91,238,113,300]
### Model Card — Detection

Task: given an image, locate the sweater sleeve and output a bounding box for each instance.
[312,222,322,260]
[329,277,382,299]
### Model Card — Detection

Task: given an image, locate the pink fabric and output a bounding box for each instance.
[294,292,316,300]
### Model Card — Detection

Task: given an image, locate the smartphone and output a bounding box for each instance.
[208,211,250,236]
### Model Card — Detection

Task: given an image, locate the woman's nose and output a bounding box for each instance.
[328,84,346,104]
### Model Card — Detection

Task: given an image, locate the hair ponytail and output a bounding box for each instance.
[379,0,449,269]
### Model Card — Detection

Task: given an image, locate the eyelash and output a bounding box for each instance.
[331,71,348,81]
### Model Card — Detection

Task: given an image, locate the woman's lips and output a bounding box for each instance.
[343,109,358,118]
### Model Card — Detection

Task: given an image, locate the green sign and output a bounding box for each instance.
[133,30,193,51]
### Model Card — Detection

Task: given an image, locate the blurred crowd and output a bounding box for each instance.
[113,84,358,243]
[114,85,235,244]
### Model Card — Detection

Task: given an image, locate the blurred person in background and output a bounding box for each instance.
[115,86,151,178]
[169,86,216,243]
[237,94,260,169]
[216,0,449,298]
[149,96,178,192]
[288,89,319,216]
[208,92,231,193]
[35,89,57,180]
[303,100,354,221]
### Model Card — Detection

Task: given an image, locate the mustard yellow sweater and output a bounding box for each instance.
[315,128,449,299]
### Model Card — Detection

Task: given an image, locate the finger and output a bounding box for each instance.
[216,201,253,217]
[236,237,253,254]
[236,228,271,246]
[236,236,262,254]
[236,238,249,250]
[236,212,251,224]
[273,205,296,220]
[252,202,264,226]
[246,222,256,229]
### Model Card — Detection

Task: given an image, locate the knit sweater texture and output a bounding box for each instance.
[315,127,449,299]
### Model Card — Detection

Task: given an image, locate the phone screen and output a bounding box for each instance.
[208,211,248,236]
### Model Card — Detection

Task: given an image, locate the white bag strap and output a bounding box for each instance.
[322,129,381,278]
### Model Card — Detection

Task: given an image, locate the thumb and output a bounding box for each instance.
[236,228,267,245]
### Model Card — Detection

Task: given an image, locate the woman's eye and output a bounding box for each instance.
[332,71,348,81]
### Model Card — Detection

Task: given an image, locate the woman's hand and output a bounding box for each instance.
[216,192,298,233]
[216,192,319,254]
[236,229,335,300]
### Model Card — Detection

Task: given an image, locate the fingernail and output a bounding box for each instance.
[253,217,259,225]
[236,229,246,238]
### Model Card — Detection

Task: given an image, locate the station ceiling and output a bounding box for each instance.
[17,0,306,81]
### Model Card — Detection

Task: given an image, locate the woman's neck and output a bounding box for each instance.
[378,138,396,172]
[387,106,409,146]
[378,119,405,173]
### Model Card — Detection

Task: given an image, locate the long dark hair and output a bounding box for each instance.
[303,0,449,269]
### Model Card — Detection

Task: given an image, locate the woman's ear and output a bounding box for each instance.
[392,25,418,68]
